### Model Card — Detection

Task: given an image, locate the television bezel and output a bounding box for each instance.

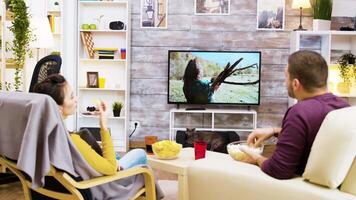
[167,50,262,106]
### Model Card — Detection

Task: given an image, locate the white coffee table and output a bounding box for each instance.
[147,147,230,200]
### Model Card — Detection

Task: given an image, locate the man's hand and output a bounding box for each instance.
[239,145,267,167]
[247,128,278,148]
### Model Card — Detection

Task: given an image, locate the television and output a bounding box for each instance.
[168,50,261,105]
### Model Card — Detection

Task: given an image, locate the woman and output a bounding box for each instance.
[183,58,219,104]
[33,74,147,175]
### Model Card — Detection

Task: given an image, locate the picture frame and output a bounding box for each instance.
[256,0,285,30]
[87,72,99,88]
[141,0,168,29]
[195,0,230,15]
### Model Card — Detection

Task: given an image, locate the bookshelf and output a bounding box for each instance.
[0,2,16,91]
[290,31,356,106]
[0,2,4,91]
[46,0,62,54]
[77,0,131,152]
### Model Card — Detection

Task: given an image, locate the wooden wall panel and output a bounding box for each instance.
[128,0,350,140]
[130,79,167,95]
[222,32,290,49]
[131,62,167,79]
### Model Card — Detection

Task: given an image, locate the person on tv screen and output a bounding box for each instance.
[183,58,219,103]
[240,50,349,179]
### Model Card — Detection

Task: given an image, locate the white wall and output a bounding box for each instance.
[333,0,356,17]
[24,0,78,130]
[61,0,78,130]
[24,0,45,92]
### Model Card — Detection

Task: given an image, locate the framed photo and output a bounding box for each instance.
[256,0,285,30]
[195,0,230,15]
[87,72,99,88]
[141,0,168,29]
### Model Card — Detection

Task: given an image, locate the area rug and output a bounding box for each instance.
[158,180,178,200]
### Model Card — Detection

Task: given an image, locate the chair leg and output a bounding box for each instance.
[142,171,156,200]
[19,180,32,200]
[0,164,6,173]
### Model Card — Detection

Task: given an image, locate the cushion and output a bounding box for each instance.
[303,106,356,188]
[341,158,356,196]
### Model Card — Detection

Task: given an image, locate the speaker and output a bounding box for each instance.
[109,21,125,30]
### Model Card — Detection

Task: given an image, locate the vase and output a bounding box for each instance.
[313,19,331,31]
[113,109,121,117]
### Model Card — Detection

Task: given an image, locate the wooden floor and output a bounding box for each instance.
[0,169,177,200]
[0,181,24,200]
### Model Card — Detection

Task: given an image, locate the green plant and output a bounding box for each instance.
[112,101,123,111]
[310,0,333,20]
[337,53,355,83]
[0,82,13,91]
[7,0,32,91]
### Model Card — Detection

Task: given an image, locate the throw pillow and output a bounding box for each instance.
[303,107,356,188]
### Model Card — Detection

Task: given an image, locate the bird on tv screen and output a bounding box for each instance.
[168,50,261,105]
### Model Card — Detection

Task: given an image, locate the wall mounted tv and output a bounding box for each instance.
[168,50,261,105]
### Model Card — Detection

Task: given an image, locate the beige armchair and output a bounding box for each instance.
[187,107,356,200]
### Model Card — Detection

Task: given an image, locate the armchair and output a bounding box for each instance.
[187,106,356,200]
[0,92,156,200]
[0,157,155,200]
[29,54,62,92]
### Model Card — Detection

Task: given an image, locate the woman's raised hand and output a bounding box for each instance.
[96,100,108,131]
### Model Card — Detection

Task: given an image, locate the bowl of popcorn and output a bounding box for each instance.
[227,141,264,161]
[152,140,182,160]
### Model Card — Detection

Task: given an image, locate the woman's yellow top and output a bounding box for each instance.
[70,129,118,175]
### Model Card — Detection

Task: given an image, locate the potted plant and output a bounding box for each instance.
[6,0,32,91]
[310,0,333,30]
[337,53,355,93]
[112,101,123,117]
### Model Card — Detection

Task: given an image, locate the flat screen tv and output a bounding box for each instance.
[168,50,261,105]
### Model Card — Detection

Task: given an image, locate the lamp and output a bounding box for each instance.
[292,0,311,31]
[29,16,54,62]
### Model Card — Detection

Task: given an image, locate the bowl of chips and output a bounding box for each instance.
[227,141,264,161]
[152,140,182,160]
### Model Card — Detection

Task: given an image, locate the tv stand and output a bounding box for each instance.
[185,107,206,110]
[169,108,257,140]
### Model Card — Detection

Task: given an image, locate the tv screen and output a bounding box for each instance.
[168,50,261,105]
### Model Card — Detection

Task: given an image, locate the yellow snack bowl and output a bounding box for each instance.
[152,140,182,160]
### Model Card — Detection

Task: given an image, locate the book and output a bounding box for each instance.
[98,56,115,59]
[94,47,118,51]
[54,16,61,33]
[97,51,115,54]
[47,15,55,32]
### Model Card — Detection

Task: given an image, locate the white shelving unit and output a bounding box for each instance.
[290,30,356,106]
[77,0,130,152]
[46,0,63,54]
[0,2,4,91]
[0,2,16,91]
[169,109,257,140]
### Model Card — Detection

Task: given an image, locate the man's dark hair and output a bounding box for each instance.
[288,50,328,92]
[33,74,67,105]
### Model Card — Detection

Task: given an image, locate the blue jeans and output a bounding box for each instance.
[119,149,147,170]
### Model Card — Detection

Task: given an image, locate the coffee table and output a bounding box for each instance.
[147,147,230,200]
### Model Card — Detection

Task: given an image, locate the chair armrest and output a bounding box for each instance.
[56,166,154,189]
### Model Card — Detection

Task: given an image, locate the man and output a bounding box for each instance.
[241,50,349,179]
